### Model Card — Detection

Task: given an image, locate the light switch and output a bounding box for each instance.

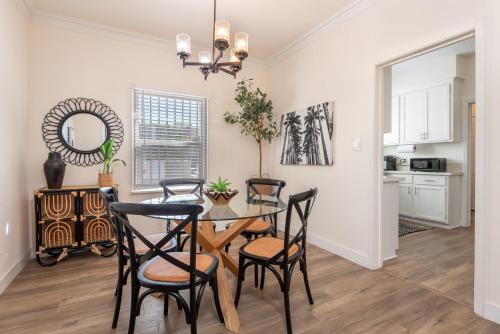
[353,139,361,151]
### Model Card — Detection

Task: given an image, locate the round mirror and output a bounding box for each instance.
[61,113,108,152]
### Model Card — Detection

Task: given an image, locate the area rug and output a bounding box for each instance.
[399,219,435,237]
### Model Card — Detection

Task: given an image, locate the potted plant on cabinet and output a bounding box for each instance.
[224,79,278,179]
[203,177,238,205]
[98,139,126,187]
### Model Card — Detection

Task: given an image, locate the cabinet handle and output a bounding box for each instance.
[424,179,435,182]
[408,186,411,194]
[414,187,417,195]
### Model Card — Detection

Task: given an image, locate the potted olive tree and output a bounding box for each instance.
[98,139,126,187]
[224,79,278,179]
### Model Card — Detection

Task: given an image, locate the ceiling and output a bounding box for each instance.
[27,0,356,60]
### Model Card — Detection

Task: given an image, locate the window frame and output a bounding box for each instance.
[130,87,209,193]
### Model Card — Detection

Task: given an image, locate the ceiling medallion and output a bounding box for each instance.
[176,0,249,80]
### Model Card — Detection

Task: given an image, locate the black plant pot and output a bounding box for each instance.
[43,152,66,189]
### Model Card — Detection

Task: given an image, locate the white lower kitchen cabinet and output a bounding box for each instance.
[398,184,413,217]
[387,171,463,227]
[413,185,446,222]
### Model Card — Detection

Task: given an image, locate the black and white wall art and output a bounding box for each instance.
[279,101,334,166]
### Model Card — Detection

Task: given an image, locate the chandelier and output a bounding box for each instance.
[176,0,249,80]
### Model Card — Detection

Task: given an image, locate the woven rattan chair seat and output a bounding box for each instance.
[142,253,216,282]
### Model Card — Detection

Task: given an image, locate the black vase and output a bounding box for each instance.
[43,152,66,189]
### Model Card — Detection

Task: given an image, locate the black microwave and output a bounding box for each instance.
[410,158,447,172]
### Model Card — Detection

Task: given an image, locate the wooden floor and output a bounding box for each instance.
[1,233,499,334]
[384,219,475,308]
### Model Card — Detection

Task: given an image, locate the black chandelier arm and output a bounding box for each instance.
[213,50,223,65]
[218,67,236,77]
[217,61,242,67]
[183,60,206,67]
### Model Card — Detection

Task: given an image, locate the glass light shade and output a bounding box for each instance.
[176,33,191,55]
[199,51,211,64]
[234,32,249,53]
[229,49,239,62]
[215,19,230,42]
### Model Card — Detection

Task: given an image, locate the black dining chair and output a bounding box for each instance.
[225,178,286,286]
[159,178,204,251]
[234,188,318,334]
[99,187,178,329]
[110,201,223,334]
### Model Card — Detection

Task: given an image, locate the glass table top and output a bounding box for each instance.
[140,193,287,221]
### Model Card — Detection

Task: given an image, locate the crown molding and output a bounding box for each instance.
[265,0,373,66]
[10,0,33,19]
[23,0,370,69]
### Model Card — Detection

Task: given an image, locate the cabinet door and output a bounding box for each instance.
[400,91,427,144]
[425,84,451,142]
[384,96,400,146]
[413,185,447,223]
[398,184,413,217]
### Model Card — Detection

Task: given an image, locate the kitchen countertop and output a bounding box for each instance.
[384,170,463,176]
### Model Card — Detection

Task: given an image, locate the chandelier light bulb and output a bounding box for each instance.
[234,32,249,60]
[176,33,191,56]
[215,20,230,42]
[230,49,239,62]
[199,51,212,64]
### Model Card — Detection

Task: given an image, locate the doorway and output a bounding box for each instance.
[377,34,479,310]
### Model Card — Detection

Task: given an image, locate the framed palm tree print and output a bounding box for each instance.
[279,101,334,166]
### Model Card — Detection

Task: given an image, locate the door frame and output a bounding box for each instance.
[463,95,476,227]
[373,23,486,317]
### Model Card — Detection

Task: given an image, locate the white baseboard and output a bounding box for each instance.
[483,301,500,325]
[278,224,372,269]
[0,249,31,295]
[306,231,372,269]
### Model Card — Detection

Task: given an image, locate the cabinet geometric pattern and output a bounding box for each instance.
[34,185,116,266]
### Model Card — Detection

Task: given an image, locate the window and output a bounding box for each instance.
[133,88,208,191]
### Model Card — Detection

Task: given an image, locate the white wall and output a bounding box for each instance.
[0,0,29,293]
[28,20,269,234]
[266,0,500,322]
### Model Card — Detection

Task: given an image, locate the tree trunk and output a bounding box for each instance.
[280,127,288,164]
[318,116,329,165]
[258,140,262,179]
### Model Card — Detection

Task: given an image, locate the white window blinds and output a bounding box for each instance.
[133,89,208,190]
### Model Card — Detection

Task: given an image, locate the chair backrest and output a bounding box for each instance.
[99,187,120,235]
[246,178,286,199]
[269,188,318,263]
[159,178,204,197]
[110,202,207,282]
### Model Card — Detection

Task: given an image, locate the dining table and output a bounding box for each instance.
[141,192,288,333]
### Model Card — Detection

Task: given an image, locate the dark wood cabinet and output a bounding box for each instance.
[34,185,116,266]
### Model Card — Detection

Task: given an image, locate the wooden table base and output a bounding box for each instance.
[185,217,257,332]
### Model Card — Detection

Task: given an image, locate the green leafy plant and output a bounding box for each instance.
[208,177,231,192]
[100,139,126,174]
[224,79,278,178]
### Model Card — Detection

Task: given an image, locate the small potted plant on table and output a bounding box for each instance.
[204,177,238,205]
[98,139,126,187]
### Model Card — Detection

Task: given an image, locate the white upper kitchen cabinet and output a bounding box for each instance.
[400,90,427,144]
[384,78,462,146]
[425,83,451,142]
[383,96,400,146]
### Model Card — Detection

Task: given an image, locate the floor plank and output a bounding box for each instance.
[384,219,475,308]
[0,231,498,333]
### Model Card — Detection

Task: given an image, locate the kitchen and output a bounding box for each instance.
[380,37,476,307]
